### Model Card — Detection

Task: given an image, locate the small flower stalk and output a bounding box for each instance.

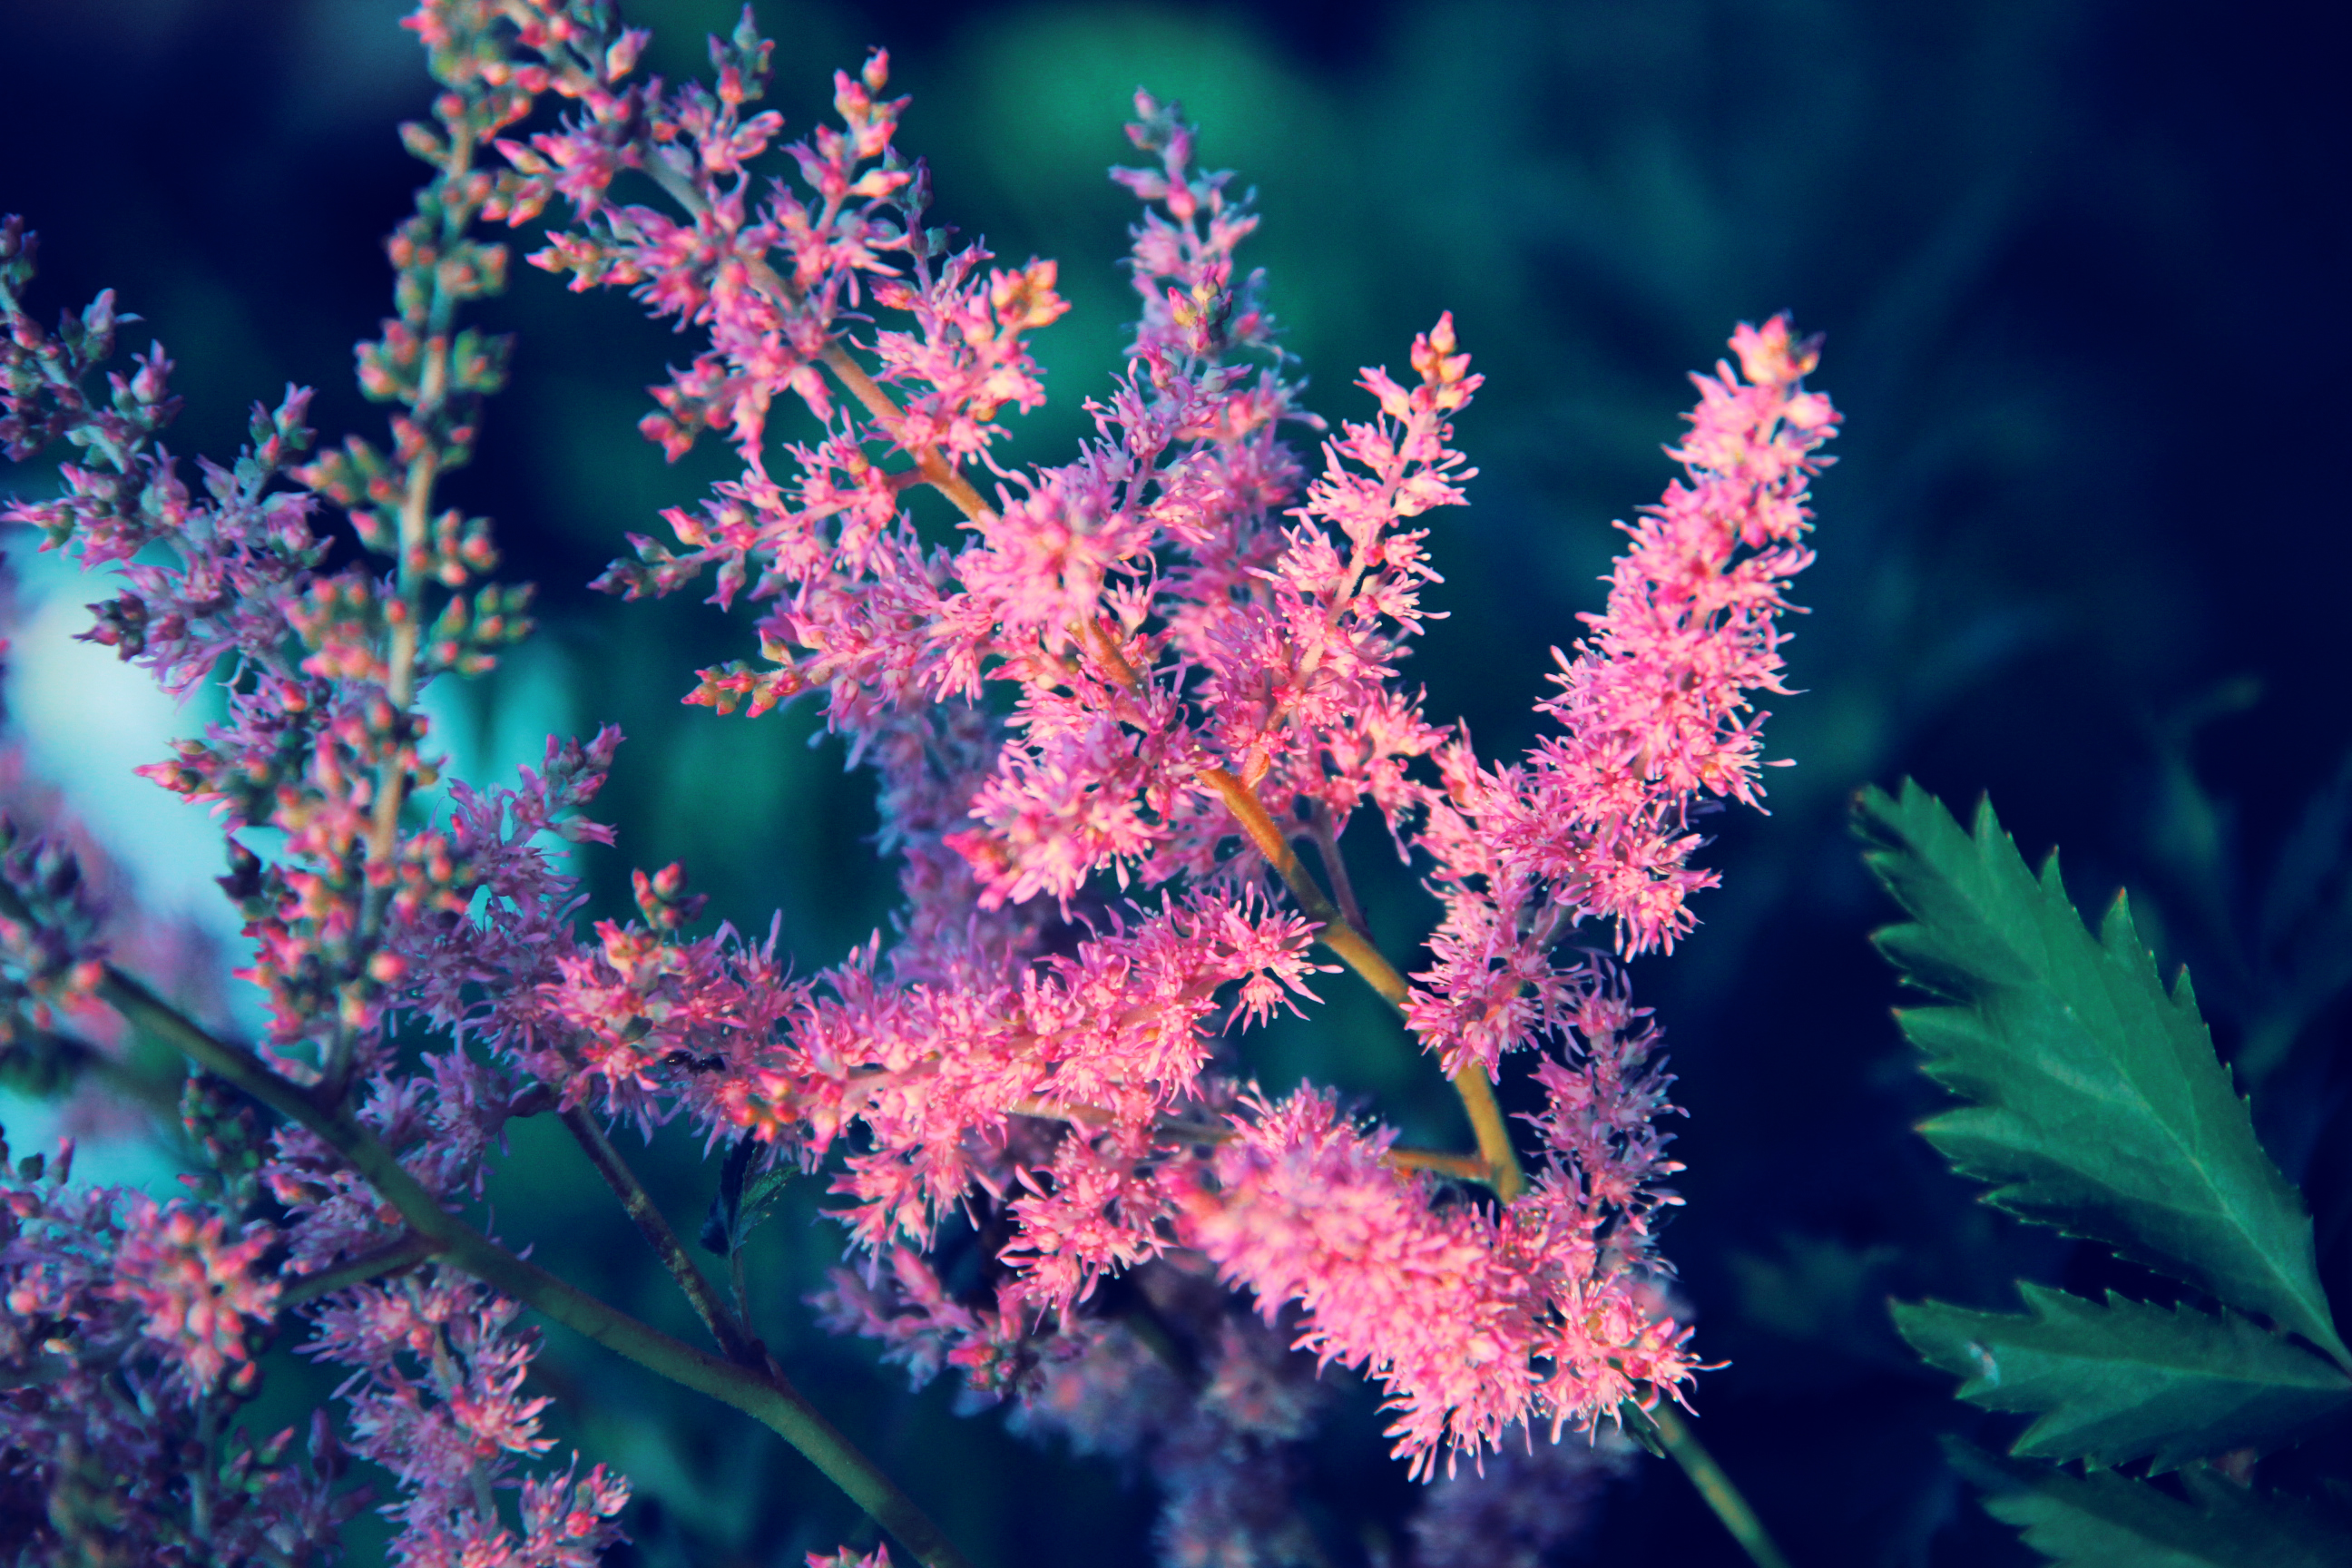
[0,3,1835,1563]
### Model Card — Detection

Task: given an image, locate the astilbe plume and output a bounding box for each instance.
[0,0,1837,1560]
[2,5,626,1559]
[0,1128,358,1563]
[516,5,1834,1473]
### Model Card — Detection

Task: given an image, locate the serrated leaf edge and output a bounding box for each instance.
[1857,780,2351,1371]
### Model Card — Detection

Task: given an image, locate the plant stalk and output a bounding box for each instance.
[558,1104,760,1365]
[279,1231,444,1307]
[64,946,974,1568]
[1197,763,1527,1200]
[634,157,992,525]
[1651,1404,1794,1568]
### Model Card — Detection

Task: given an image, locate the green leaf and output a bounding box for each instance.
[1855,780,2347,1369]
[1896,1284,2352,1471]
[1945,1440,2352,1568]
[699,1133,795,1257]
[1614,1399,1667,1458]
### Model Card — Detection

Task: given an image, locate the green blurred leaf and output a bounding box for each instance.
[1945,1440,2352,1567]
[1896,1284,2351,1471]
[2240,750,2352,1084]
[1855,780,2347,1369]
[1731,1232,1901,1348]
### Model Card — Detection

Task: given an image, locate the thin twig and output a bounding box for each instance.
[279,1231,444,1307]
[557,1105,759,1365]
[1065,617,1529,1200]
[1194,763,1527,1201]
[633,158,992,524]
[1307,803,1368,935]
[1383,1147,1491,1181]
[1014,1095,1485,1184]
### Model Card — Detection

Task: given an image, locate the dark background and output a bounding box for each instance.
[4,1,2347,1563]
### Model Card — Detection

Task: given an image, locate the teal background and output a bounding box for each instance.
[3,1,2346,1563]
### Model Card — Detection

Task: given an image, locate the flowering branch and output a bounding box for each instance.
[626,150,992,524]
[277,1230,444,1307]
[1088,610,1525,1198]
[30,914,973,1568]
[1197,760,1528,1199]
[2,4,1839,1558]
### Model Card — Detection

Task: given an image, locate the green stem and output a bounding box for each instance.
[279,1231,443,1307]
[65,949,974,1568]
[1650,1404,1794,1568]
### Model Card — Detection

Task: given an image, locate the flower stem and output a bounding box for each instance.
[58,940,975,1568]
[1446,1069,1523,1202]
[279,1231,444,1307]
[1196,764,1528,1200]
[1383,1147,1489,1181]
[1650,1403,1794,1568]
[635,157,992,525]
[1306,803,1368,934]
[558,1105,760,1366]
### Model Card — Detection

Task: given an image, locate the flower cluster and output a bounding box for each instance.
[1181,975,1688,1468]
[495,0,1831,1475]
[3,2,627,1560]
[0,1130,358,1563]
[0,0,1836,1561]
[1405,318,1836,1082]
[303,1266,629,1568]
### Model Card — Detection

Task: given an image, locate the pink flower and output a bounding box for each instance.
[1180,1078,1692,1476]
[808,1546,892,1568]
[106,1192,279,1390]
[1405,313,1837,1080]
[5,0,1843,1536]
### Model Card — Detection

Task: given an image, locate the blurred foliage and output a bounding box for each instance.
[1,0,2345,1564]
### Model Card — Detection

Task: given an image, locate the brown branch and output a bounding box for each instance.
[557,1105,760,1365]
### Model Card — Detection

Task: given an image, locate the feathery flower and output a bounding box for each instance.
[0,2,1838,1553]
